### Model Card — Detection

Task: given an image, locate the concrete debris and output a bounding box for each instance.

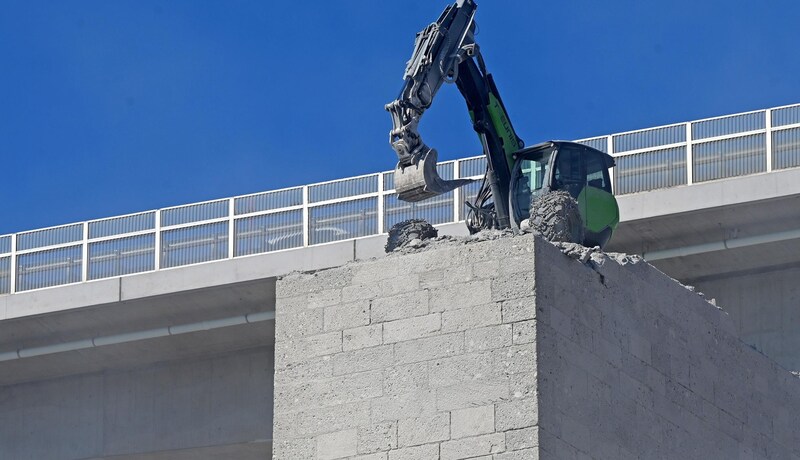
[463,228,516,242]
[552,241,643,270]
[385,219,717,309]
[388,223,647,276]
[388,228,516,254]
[678,283,715,303]
[553,242,601,264]
[377,216,728,317]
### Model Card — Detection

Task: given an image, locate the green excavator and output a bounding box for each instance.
[385,0,619,248]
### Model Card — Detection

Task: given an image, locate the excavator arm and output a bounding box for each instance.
[385,0,523,229]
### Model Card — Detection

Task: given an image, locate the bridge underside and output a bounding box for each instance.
[0,278,276,459]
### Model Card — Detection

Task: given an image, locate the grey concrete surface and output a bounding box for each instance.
[533,241,800,458]
[606,168,800,381]
[83,441,272,460]
[615,166,800,223]
[0,319,274,387]
[273,235,539,459]
[694,264,800,372]
[0,277,276,385]
[273,235,800,459]
[0,347,274,460]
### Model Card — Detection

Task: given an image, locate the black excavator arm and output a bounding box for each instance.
[385,0,524,231]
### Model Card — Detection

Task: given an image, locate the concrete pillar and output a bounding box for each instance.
[273,235,800,459]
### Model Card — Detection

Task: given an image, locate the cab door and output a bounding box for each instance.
[552,144,587,214]
[552,144,619,247]
[579,148,619,246]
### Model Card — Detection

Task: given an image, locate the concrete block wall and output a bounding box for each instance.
[273,239,540,459]
[535,240,800,459]
[273,235,800,459]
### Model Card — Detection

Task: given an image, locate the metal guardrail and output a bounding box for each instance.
[1,103,799,295]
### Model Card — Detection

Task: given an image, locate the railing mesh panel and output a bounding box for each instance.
[17,224,83,251]
[161,200,228,227]
[160,222,228,268]
[383,172,395,191]
[234,209,304,256]
[578,137,609,153]
[309,175,378,203]
[235,188,303,215]
[772,105,800,127]
[384,192,455,232]
[89,212,155,239]
[773,127,800,170]
[88,234,155,280]
[459,157,487,178]
[309,197,377,245]
[693,134,766,183]
[613,125,686,153]
[614,147,687,195]
[0,257,9,294]
[17,245,82,291]
[692,111,765,140]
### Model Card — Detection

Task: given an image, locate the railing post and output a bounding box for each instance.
[377,173,385,233]
[453,160,461,223]
[606,135,615,192]
[766,109,773,172]
[154,210,162,270]
[686,122,694,185]
[228,198,235,259]
[10,234,16,294]
[302,186,310,247]
[81,222,89,282]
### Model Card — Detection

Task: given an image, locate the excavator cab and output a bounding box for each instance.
[509,141,620,248]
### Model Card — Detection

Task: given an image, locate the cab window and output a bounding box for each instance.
[511,156,548,217]
[585,151,612,193]
[553,146,584,198]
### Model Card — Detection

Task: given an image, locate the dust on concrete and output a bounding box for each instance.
[386,228,515,255]
[388,228,721,307]
[387,227,639,271]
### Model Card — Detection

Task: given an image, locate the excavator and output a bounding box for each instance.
[386,0,620,248]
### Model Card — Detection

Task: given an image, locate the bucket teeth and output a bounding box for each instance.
[394,149,475,202]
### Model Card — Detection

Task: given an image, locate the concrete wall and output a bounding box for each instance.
[273,238,539,459]
[274,235,800,459]
[0,346,274,460]
[535,241,800,458]
[694,265,800,372]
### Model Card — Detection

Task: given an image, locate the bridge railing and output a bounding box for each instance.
[581,103,800,194]
[1,103,799,294]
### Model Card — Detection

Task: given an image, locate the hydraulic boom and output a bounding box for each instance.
[385,0,523,230]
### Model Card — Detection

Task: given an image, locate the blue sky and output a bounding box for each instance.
[2,0,799,235]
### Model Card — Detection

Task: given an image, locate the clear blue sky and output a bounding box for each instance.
[2,0,799,235]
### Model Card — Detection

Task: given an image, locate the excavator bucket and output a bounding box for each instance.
[394,148,475,202]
